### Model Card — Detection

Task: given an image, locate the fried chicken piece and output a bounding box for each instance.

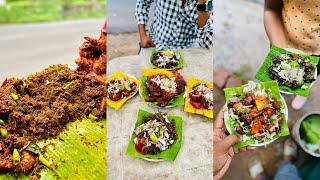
[156,98,168,107]
[251,119,263,135]
[150,92,162,97]
[254,116,267,124]
[272,98,280,110]
[240,114,252,124]
[249,106,262,118]
[130,82,137,91]
[236,126,245,134]
[0,155,15,173]
[162,93,175,101]
[93,53,106,75]
[232,102,243,114]
[85,71,97,81]
[95,74,106,85]
[15,151,37,173]
[109,93,121,101]
[145,96,156,102]
[263,107,275,117]
[146,80,159,92]
[203,102,210,109]
[75,57,95,72]
[265,123,277,133]
[255,134,265,141]
[173,70,186,94]
[123,90,130,97]
[98,31,106,52]
[190,101,202,109]
[243,92,255,105]
[78,37,100,58]
[84,36,98,46]
[189,92,205,103]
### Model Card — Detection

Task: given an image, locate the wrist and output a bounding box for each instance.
[197,0,212,12]
[139,32,147,38]
[198,0,206,4]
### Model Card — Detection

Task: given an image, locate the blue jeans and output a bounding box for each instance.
[273,160,302,180]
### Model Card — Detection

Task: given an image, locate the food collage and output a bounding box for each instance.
[1,0,320,180]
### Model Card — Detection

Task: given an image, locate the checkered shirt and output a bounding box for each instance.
[135,0,214,50]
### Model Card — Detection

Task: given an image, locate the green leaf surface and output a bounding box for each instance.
[125,109,182,161]
[149,50,184,70]
[301,114,320,144]
[0,118,106,180]
[140,75,185,107]
[223,81,290,148]
[255,45,319,97]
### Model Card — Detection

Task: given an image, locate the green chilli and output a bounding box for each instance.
[88,114,98,120]
[13,149,20,165]
[39,154,51,167]
[0,128,8,138]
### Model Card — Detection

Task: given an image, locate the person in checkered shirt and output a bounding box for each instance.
[135,0,214,51]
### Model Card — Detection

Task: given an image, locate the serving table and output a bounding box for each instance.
[107,48,213,179]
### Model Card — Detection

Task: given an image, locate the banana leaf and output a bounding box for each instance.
[0,118,106,180]
[223,81,290,148]
[125,109,182,161]
[184,77,214,118]
[149,50,184,70]
[255,45,319,97]
[140,69,185,107]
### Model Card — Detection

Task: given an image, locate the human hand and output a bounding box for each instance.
[213,108,254,179]
[140,35,155,48]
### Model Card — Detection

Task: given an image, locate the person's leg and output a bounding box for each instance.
[274,160,301,180]
[274,139,301,180]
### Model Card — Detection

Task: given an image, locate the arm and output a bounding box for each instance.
[195,0,214,48]
[197,0,210,28]
[264,0,287,48]
[135,0,155,48]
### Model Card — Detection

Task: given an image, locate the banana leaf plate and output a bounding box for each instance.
[149,50,184,70]
[223,81,290,148]
[139,69,185,108]
[255,45,319,97]
[125,109,182,161]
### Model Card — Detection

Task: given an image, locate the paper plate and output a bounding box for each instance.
[106,73,140,107]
